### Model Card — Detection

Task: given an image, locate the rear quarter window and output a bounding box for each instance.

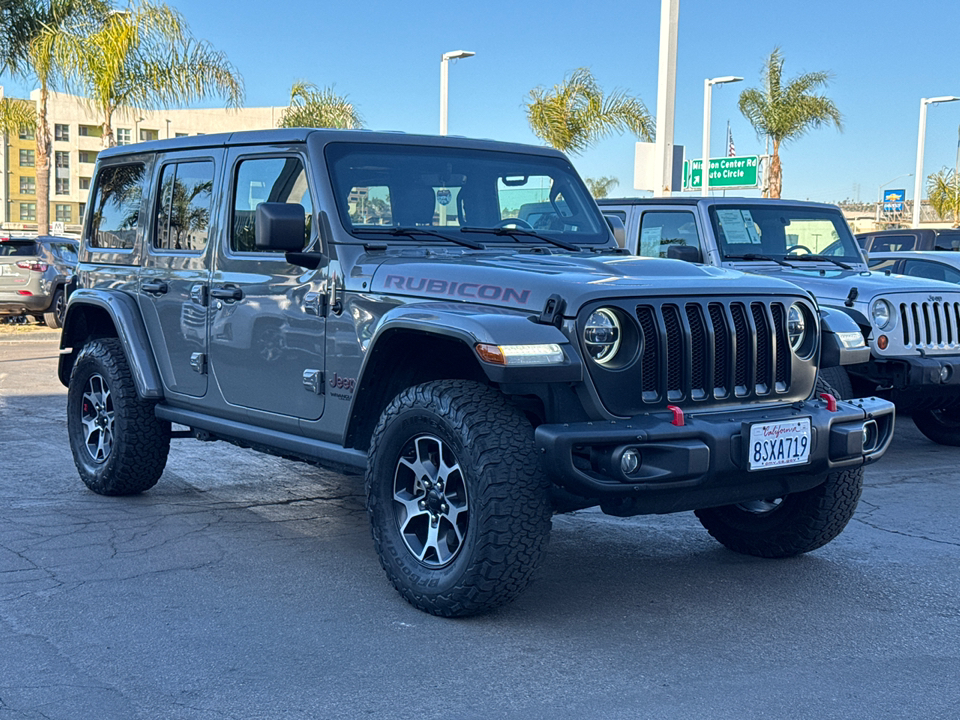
[87,163,147,250]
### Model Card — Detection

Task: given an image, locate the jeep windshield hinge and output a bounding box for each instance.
[537,293,566,326]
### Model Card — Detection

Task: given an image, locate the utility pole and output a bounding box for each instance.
[652,0,678,196]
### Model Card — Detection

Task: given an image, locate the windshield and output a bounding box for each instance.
[325,142,609,245]
[709,205,864,264]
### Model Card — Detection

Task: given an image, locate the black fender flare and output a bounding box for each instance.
[59,289,164,399]
[819,306,870,368]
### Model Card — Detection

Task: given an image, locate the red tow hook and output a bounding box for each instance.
[667,404,685,426]
[819,393,838,412]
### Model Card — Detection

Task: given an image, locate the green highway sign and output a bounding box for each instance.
[684,155,760,190]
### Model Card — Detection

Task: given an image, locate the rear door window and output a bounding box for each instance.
[154,160,215,252]
[870,234,915,252]
[88,163,147,249]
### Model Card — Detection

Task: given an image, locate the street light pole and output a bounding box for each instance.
[912,95,960,227]
[702,76,742,197]
[439,50,475,136]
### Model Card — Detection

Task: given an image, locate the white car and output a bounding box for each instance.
[868,250,960,284]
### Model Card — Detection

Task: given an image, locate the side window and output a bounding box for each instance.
[904,260,960,284]
[232,156,313,253]
[638,211,701,258]
[868,258,899,273]
[88,163,146,249]
[871,234,915,252]
[154,160,215,252]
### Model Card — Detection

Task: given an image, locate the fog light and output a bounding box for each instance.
[877,335,889,350]
[620,448,641,475]
[862,420,879,452]
[940,365,952,383]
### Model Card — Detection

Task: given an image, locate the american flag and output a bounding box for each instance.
[726,121,736,157]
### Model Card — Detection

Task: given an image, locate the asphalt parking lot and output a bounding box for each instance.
[1,328,958,720]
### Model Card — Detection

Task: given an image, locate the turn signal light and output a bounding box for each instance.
[877,335,889,350]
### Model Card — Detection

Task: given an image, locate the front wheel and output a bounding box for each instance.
[912,407,960,446]
[67,338,171,495]
[366,380,552,617]
[694,466,864,558]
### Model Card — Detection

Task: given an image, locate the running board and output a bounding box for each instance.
[155,405,368,472]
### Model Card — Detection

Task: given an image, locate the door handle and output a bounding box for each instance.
[141,280,168,295]
[210,285,243,302]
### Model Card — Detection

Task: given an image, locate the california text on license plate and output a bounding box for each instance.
[748,418,811,470]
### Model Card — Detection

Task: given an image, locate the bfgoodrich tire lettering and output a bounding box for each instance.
[67,338,170,495]
[694,466,863,558]
[366,380,552,617]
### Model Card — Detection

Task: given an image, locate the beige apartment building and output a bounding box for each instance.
[1,88,287,235]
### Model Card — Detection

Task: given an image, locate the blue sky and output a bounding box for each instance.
[4,0,959,203]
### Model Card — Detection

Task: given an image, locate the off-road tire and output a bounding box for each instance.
[366,380,552,617]
[912,407,960,446]
[694,466,864,558]
[43,288,65,329]
[67,338,170,495]
[818,366,852,400]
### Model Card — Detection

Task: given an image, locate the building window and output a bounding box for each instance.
[19,126,34,140]
[79,177,91,190]
[54,123,70,141]
[19,149,35,167]
[55,150,70,168]
[116,128,131,145]
[139,128,158,141]
[20,176,36,195]
[79,150,98,164]
[20,203,36,222]
[78,124,101,137]
[78,202,85,219]
[56,177,70,195]
[55,204,72,223]
[175,132,189,138]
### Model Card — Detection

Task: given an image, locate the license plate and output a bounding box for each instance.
[748,418,811,470]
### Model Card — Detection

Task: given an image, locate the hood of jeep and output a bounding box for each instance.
[368,252,811,312]
[740,266,960,305]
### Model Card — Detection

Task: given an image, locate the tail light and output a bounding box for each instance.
[15,261,48,272]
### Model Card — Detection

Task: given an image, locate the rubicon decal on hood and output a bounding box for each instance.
[383,274,531,305]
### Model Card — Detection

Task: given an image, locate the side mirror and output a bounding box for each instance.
[605,215,626,247]
[255,202,306,251]
[667,244,702,263]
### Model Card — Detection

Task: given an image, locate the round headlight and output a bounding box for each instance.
[787,303,807,352]
[872,299,893,329]
[583,308,621,365]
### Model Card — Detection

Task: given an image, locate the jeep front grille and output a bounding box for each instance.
[581,297,810,416]
[897,299,960,349]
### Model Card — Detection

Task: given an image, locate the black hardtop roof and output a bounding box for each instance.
[97,127,567,160]
[596,196,842,212]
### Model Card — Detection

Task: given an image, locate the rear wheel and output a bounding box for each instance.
[67,338,170,495]
[695,466,864,558]
[366,380,552,617]
[43,288,65,329]
[912,407,960,446]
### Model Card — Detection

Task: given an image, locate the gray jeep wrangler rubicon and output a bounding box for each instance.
[60,130,894,616]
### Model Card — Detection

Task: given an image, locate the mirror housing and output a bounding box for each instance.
[667,244,702,263]
[605,215,626,247]
[255,202,306,251]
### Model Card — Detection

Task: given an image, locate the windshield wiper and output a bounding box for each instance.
[783,254,853,270]
[460,226,580,252]
[723,253,791,267]
[360,226,485,250]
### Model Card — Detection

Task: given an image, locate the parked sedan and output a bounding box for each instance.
[868,251,960,284]
[0,236,78,328]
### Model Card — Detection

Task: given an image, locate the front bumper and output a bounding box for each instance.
[535,396,894,516]
[848,355,960,411]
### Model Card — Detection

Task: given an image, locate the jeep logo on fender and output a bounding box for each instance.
[384,275,531,305]
[329,372,356,392]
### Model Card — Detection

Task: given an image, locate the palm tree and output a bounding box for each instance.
[4,0,108,234]
[525,68,653,155]
[279,82,363,129]
[927,167,960,225]
[59,0,244,148]
[585,176,619,198]
[738,47,843,198]
[0,96,37,137]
